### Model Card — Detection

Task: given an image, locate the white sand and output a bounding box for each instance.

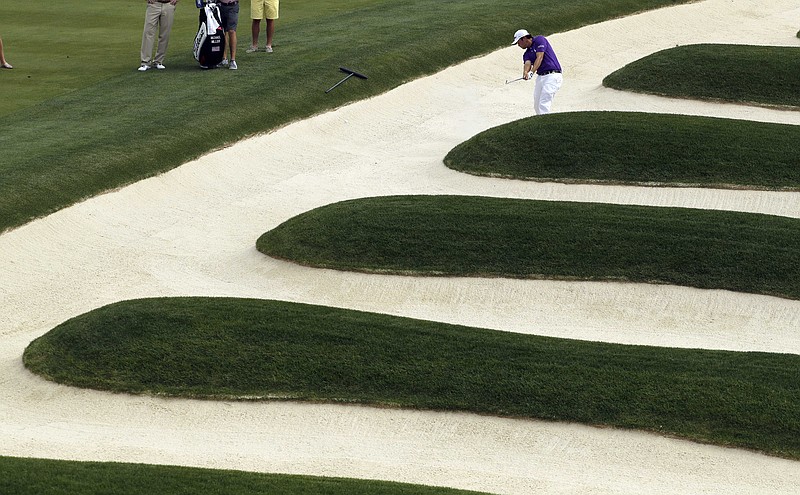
[1,0,799,493]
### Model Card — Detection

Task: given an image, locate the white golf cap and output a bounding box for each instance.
[511,29,530,45]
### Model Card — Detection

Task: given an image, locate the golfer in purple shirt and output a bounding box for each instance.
[512,29,563,115]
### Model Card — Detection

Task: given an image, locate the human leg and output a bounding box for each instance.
[218,2,238,62]
[250,19,261,50]
[536,73,563,115]
[140,3,160,65]
[229,30,237,63]
[226,4,239,61]
[249,0,264,50]
[265,0,279,50]
[266,19,275,50]
[154,3,176,66]
[533,76,544,115]
[0,36,11,68]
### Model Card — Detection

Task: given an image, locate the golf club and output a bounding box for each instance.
[505,71,534,84]
[325,67,369,93]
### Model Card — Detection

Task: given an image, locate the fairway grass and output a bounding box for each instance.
[257,196,800,300]
[23,297,800,459]
[0,0,696,234]
[0,455,487,495]
[444,112,800,189]
[604,44,800,108]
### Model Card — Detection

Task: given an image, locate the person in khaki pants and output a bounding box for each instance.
[139,0,178,71]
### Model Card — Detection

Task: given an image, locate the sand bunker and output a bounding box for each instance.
[1,0,799,493]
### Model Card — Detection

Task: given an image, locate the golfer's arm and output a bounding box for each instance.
[523,60,533,78]
[530,52,544,74]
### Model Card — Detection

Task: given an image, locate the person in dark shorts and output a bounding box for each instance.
[218,0,239,69]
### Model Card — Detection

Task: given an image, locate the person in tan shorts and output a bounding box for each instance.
[246,0,278,53]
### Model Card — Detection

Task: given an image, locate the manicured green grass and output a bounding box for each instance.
[23,297,800,458]
[604,44,800,107]
[0,1,144,116]
[0,0,696,233]
[0,455,486,495]
[444,111,800,189]
[257,196,800,300]
[0,0,373,117]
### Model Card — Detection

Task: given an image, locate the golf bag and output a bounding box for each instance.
[193,2,226,68]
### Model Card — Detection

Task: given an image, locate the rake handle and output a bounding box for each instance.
[325,72,355,93]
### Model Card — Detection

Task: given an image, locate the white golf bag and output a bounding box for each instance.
[193,2,226,68]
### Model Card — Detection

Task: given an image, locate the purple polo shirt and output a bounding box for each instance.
[523,35,561,74]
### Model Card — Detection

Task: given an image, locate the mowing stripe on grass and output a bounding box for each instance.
[603,44,800,108]
[444,112,800,189]
[257,196,800,300]
[23,297,800,459]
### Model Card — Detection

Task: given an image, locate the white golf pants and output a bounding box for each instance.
[534,72,563,115]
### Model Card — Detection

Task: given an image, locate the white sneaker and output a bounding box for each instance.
[265,46,273,53]
[154,63,166,70]
[229,60,238,70]
[138,63,150,71]
[218,58,229,67]
[245,46,258,53]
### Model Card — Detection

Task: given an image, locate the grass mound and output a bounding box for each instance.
[603,44,800,107]
[0,455,486,495]
[23,297,800,458]
[444,111,800,189]
[257,196,800,300]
